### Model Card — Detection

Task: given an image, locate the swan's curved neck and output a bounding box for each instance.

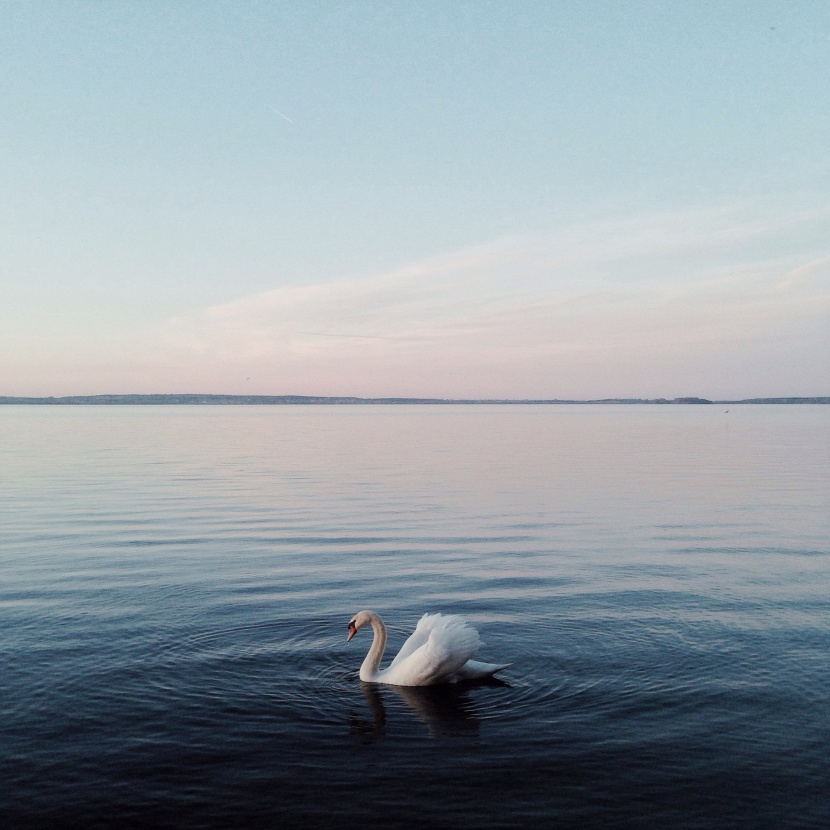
[359,613,387,681]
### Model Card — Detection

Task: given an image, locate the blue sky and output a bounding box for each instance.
[2,1,829,398]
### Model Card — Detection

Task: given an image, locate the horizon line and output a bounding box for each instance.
[2,394,829,406]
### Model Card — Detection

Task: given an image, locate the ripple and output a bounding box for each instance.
[138,615,563,740]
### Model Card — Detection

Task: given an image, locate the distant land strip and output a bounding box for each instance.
[1,395,829,405]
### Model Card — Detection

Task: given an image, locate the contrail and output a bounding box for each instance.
[269,105,294,124]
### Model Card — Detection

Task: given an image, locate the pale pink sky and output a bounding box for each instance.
[3,4,829,399]
[5,203,829,399]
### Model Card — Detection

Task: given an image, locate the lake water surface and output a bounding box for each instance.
[1,405,828,828]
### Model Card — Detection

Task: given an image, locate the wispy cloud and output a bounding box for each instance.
[158,202,829,397]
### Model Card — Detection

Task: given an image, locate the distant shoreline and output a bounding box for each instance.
[2,395,828,405]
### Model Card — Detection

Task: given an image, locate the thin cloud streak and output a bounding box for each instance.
[160,203,830,399]
[268,105,294,124]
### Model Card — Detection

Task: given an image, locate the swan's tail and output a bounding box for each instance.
[456,659,511,680]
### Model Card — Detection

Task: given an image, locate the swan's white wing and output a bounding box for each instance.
[381,614,481,686]
[387,613,444,669]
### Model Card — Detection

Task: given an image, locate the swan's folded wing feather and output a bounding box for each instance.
[387,613,444,669]
[426,619,480,673]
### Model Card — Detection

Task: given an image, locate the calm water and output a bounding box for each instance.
[1,405,828,829]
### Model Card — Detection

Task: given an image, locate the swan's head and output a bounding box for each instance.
[347,610,373,641]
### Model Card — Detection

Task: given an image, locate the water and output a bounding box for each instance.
[1,405,828,828]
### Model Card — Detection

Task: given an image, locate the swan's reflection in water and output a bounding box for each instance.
[349,682,387,743]
[349,679,508,742]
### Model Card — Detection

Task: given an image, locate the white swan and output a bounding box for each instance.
[347,610,509,686]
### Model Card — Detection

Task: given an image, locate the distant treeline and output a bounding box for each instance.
[1,395,828,405]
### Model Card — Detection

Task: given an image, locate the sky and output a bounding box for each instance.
[2,0,829,399]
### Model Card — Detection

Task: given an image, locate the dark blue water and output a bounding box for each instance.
[2,405,828,828]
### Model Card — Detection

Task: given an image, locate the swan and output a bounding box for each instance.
[347,610,509,686]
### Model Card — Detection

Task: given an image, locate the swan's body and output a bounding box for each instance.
[347,610,509,686]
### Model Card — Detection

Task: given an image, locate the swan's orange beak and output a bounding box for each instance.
[347,622,357,642]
